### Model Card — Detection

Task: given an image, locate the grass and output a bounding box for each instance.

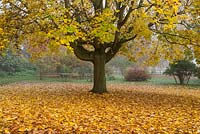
[0,74,200,88]
[0,75,37,85]
[107,75,200,87]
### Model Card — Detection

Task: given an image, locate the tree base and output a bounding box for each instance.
[89,88,108,94]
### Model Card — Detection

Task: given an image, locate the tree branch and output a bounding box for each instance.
[69,43,94,62]
[106,34,137,63]
[105,43,121,63]
[119,34,137,44]
[145,3,156,12]
[154,31,197,44]
[146,0,152,4]
[91,0,103,11]
[8,2,29,14]
[64,0,70,8]
[119,3,144,28]
[119,8,133,27]
[163,36,198,49]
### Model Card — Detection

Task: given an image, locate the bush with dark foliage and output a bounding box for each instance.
[124,67,151,81]
[164,60,196,85]
[194,67,200,79]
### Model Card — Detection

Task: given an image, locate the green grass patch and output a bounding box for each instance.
[0,74,200,88]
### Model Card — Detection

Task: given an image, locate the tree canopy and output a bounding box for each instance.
[0,0,199,93]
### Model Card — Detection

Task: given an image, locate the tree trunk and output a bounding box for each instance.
[39,66,43,80]
[173,74,177,84]
[178,74,184,85]
[186,73,191,84]
[90,52,107,93]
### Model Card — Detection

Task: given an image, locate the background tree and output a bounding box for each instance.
[34,55,61,80]
[59,54,93,79]
[0,0,199,93]
[106,55,134,75]
[194,67,200,79]
[0,50,36,76]
[164,60,196,85]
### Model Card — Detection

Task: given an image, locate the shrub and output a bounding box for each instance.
[164,60,196,85]
[124,67,151,81]
[107,75,115,81]
[0,51,36,75]
[195,67,200,79]
[14,70,37,76]
[0,70,8,77]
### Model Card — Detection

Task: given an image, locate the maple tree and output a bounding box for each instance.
[0,0,199,93]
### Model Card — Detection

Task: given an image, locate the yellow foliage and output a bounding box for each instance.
[0,0,199,64]
[0,83,200,133]
[0,28,8,51]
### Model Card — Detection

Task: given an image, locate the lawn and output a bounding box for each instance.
[1,74,200,87]
[0,83,200,133]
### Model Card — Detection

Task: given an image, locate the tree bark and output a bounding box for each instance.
[173,74,177,84]
[39,66,43,80]
[186,73,191,84]
[90,51,107,93]
[178,74,184,85]
[72,43,109,93]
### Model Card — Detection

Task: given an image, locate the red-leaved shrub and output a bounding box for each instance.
[124,67,151,81]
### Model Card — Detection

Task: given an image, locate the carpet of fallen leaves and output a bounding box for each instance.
[0,83,200,134]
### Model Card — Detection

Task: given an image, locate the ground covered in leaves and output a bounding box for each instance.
[0,83,200,133]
